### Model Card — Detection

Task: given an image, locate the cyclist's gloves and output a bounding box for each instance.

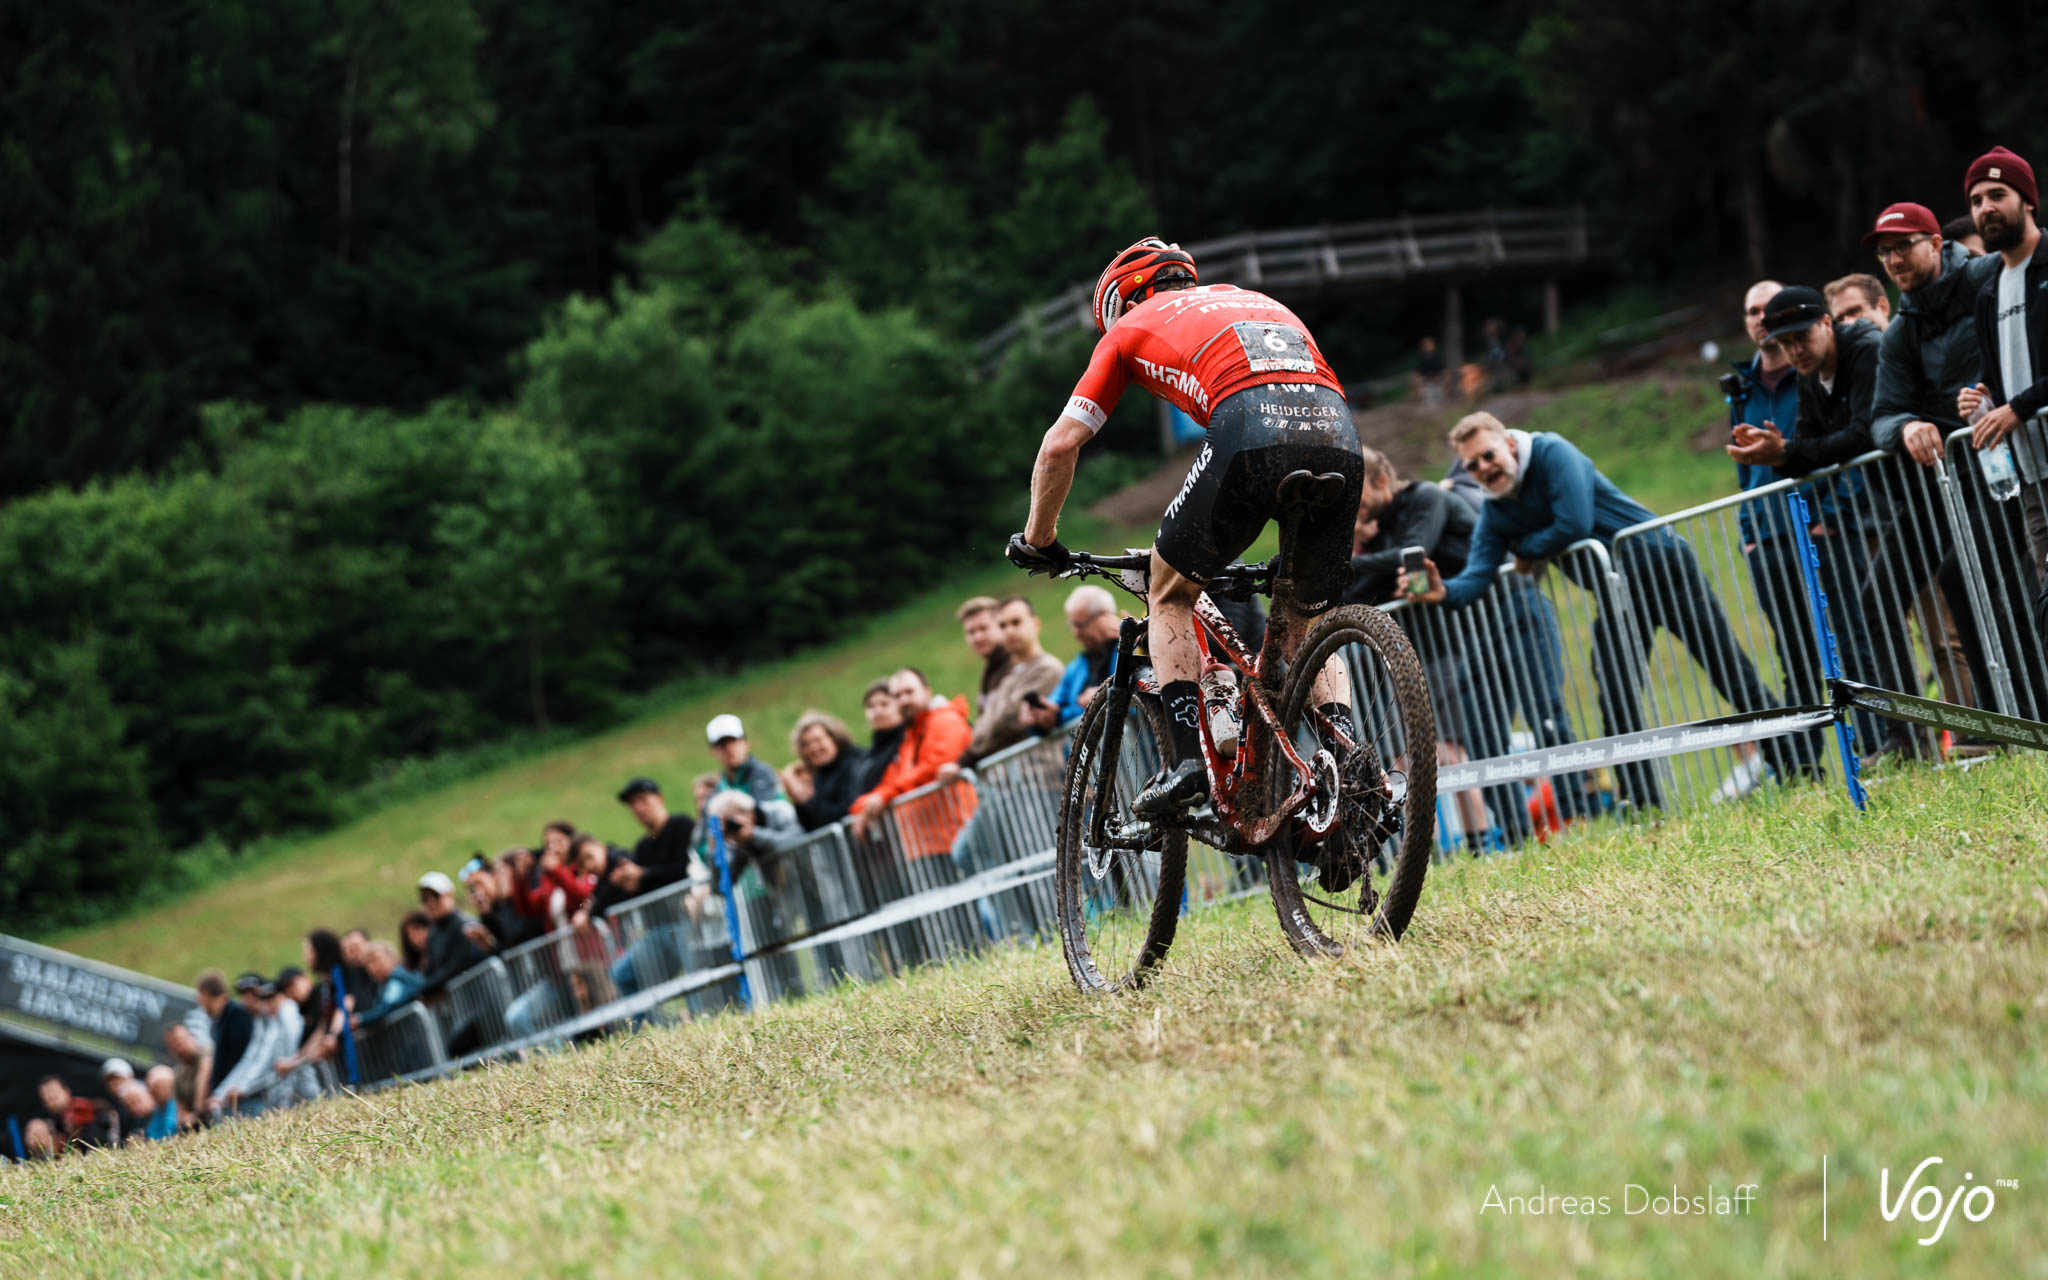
[1005,533,1073,576]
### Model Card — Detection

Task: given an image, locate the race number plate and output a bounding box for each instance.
[1232,321,1315,374]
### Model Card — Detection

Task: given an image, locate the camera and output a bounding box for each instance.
[1718,371,1749,405]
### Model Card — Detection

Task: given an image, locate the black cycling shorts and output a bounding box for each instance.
[1154,382,1362,614]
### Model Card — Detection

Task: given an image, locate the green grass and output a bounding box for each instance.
[8,755,2045,1277]
[50,373,1757,982]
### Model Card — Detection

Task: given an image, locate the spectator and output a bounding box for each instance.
[1729,286,1883,477]
[706,716,789,821]
[1349,446,1554,846]
[1412,413,1814,808]
[577,778,700,927]
[114,1079,157,1145]
[1823,273,1892,330]
[521,826,593,927]
[955,596,1013,708]
[101,1056,134,1099]
[783,712,868,831]
[1041,585,1122,727]
[357,940,424,1025]
[41,1076,119,1152]
[163,1022,211,1131]
[1960,146,2048,693]
[23,1118,60,1161]
[398,910,432,974]
[848,668,972,840]
[1867,201,2013,734]
[465,858,542,952]
[1412,335,1447,405]
[415,872,489,994]
[142,1066,179,1141]
[1943,212,1986,256]
[193,968,253,1118]
[939,596,1065,781]
[271,960,333,1101]
[209,974,302,1118]
[1719,281,1881,768]
[337,929,379,1017]
[585,779,705,1008]
[854,679,907,795]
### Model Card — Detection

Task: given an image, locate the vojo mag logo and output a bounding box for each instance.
[1878,1156,2007,1246]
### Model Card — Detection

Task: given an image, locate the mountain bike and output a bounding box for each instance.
[1031,471,1437,993]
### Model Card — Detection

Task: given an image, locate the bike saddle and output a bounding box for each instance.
[1275,469,1351,513]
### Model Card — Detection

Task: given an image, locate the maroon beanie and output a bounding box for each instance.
[1965,146,2037,210]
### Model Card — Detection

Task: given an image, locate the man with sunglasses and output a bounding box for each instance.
[1412,412,1816,809]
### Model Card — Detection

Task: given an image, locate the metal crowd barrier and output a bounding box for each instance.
[607,876,743,1020]
[1370,538,1639,845]
[496,917,623,1039]
[353,1002,448,1082]
[1939,425,2048,723]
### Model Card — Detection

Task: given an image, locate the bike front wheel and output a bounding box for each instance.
[1055,689,1189,993]
[1265,604,1437,956]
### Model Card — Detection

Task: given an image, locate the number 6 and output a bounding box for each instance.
[1263,327,1289,353]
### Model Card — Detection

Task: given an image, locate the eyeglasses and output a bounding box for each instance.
[1874,234,1932,263]
[1472,446,1503,464]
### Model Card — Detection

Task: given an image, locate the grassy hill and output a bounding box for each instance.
[9,753,2045,1277]
[58,372,1740,982]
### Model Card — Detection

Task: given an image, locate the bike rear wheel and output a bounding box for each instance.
[1265,604,1437,956]
[1055,689,1189,993]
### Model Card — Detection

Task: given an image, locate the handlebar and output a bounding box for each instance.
[1060,549,1276,602]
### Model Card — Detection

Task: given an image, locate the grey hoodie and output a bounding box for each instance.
[1872,240,2001,452]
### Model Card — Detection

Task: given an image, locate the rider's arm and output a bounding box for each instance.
[1026,334,1127,546]
[1024,415,1095,546]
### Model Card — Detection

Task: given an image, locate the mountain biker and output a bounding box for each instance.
[1007,237,1363,815]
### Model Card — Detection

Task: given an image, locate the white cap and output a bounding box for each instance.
[416,871,456,896]
[101,1057,134,1080]
[705,714,746,744]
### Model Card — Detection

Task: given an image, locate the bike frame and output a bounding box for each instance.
[1078,553,1342,853]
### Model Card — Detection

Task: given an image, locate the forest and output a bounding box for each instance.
[2,0,2040,926]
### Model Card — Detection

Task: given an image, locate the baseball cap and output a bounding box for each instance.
[1860,202,1941,245]
[100,1057,134,1080]
[616,776,661,803]
[1760,286,1831,342]
[705,714,746,744]
[233,972,275,997]
[416,870,456,897]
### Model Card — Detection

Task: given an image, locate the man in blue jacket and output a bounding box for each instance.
[1412,413,1812,809]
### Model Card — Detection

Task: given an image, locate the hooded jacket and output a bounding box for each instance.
[1873,241,2000,451]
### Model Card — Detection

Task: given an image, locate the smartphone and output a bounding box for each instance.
[1401,545,1428,597]
[1024,690,1051,708]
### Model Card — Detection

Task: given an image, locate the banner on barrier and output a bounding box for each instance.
[1434,706,1838,792]
[1835,680,2048,750]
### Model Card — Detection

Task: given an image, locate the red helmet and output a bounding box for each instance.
[1091,237,1198,333]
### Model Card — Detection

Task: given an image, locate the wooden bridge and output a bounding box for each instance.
[979,207,1593,366]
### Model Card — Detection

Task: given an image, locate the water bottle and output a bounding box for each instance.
[1199,665,1240,757]
[1969,395,2022,502]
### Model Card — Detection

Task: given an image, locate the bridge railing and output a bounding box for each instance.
[978,207,1590,356]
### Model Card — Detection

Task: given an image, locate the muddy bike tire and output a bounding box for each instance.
[1265,604,1437,956]
[1054,688,1190,993]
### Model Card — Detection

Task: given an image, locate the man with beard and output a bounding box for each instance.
[1411,413,1812,810]
[1958,149,2048,714]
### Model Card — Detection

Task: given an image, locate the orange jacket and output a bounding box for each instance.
[856,695,972,810]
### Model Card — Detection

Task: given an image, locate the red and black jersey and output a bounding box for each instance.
[1063,284,1344,432]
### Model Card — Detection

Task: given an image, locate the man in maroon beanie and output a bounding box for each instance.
[1956,146,2048,719]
